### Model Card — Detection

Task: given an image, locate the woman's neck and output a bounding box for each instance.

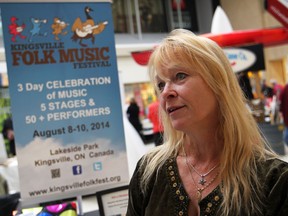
[183,134,223,164]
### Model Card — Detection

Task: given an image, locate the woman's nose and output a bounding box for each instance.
[161,83,177,99]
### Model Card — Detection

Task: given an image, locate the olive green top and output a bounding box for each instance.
[127,157,288,216]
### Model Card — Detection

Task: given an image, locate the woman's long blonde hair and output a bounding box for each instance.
[140,29,276,215]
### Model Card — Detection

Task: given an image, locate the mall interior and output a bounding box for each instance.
[0,0,288,215]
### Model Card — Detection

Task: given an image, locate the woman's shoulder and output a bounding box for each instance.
[258,157,288,187]
[133,147,164,172]
[260,158,288,215]
[136,147,174,168]
[263,157,288,172]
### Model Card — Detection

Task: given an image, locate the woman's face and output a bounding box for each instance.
[156,65,219,132]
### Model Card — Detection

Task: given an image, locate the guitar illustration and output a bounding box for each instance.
[75,21,108,37]
[71,6,108,47]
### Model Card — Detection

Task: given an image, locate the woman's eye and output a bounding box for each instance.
[176,72,187,80]
[157,82,165,92]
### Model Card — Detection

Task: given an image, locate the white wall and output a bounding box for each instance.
[115,43,156,84]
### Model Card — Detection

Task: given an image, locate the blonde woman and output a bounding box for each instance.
[126,29,288,216]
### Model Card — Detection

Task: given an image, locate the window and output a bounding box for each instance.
[112,0,198,34]
[139,0,168,33]
[167,0,198,31]
[112,0,131,33]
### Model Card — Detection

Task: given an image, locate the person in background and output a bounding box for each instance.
[148,98,164,146]
[270,79,284,124]
[271,79,284,98]
[261,79,273,119]
[2,117,16,157]
[237,71,254,101]
[126,29,288,216]
[261,79,273,98]
[126,98,143,138]
[279,83,288,155]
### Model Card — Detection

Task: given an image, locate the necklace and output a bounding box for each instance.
[188,160,219,185]
[182,145,219,185]
[182,145,220,203]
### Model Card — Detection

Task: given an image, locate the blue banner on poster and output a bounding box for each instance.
[0,0,129,205]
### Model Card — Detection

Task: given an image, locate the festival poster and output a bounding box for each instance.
[0,0,129,205]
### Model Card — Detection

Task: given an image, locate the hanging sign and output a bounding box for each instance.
[0,0,129,206]
[224,44,265,73]
[267,0,288,28]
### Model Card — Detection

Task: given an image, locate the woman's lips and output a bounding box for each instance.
[167,105,185,114]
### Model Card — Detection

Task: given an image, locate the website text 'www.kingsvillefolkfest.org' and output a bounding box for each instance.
[28,176,121,197]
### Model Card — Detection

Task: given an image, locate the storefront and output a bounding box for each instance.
[124,82,156,117]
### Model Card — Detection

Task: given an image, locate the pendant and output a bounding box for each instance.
[198,176,206,185]
[196,189,202,203]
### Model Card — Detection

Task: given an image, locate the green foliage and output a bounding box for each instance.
[0,97,11,156]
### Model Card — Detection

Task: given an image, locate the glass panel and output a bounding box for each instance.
[170,0,198,31]
[112,0,129,33]
[139,0,168,33]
